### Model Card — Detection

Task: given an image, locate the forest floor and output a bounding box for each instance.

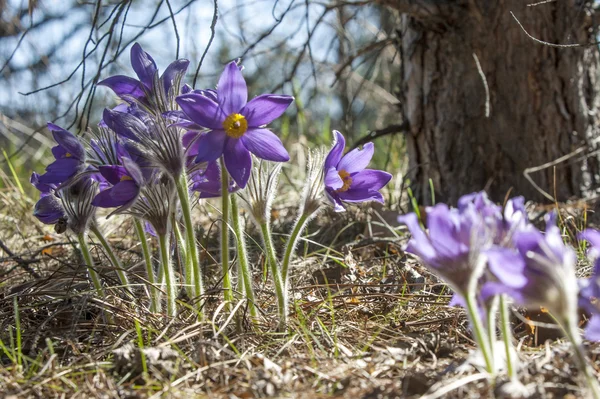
[0,177,599,399]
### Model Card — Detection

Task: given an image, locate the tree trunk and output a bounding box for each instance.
[386,0,599,204]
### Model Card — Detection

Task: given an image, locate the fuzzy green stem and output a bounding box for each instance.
[175,173,203,305]
[77,233,105,298]
[282,212,311,285]
[558,316,600,399]
[486,295,498,368]
[220,160,233,307]
[173,217,193,299]
[259,221,287,329]
[500,295,516,380]
[158,232,177,317]
[89,224,131,295]
[465,292,495,375]
[230,194,258,322]
[133,219,160,313]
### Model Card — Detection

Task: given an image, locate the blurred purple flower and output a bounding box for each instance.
[323,130,392,212]
[176,61,293,188]
[398,201,488,298]
[99,43,189,109]
[36,123,87,186]
[485,215,579,326]
[577,229,600,341]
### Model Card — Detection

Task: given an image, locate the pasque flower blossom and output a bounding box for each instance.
[36,123,87,186]
[485,215,579,325]
[99,43,189,111]
[92,157,144,215]
[176,61,293,188]
[324,130,392,212]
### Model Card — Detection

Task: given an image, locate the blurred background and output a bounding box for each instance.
[1,0,599,206]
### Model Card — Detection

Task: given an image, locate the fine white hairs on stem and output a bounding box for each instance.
[300,147,326,217]
[239,158,282,225]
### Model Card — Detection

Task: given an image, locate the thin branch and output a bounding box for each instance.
[349,122,409,150]
[510,11,600,48]
[193,0,218,87]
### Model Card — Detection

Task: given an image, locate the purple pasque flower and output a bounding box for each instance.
[32,174,98,235]
[323,130,392,212]
[37,123,87,186]
[102,106,185,179]
[577,229,600,341]
[190,161,239,198]
[398,201,491,299]
[175,61,293,188]
[92,158,144,215]
[485,215,579,326]
[99,43,189,112]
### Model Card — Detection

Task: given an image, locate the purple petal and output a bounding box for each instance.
[243,94,294,126]
[338,188,384,204]
[397,213,436,261]
[217,61,247,114]
[223,139,252,188]
[47,123,85,160]
[337,142,374,174]
[176,93,226,130]
[161,58,190,96]
[98,75,146,101]
[122,157,144,184]
[241,128,289,162]
[350,169,392,191]
[102,108,147,142]
[33,195,65,224]
[585,316,600,341]
[485,248,528,288]
[130,43,158,88]
[30,172,54,194]
[325,167,343,190]
[37,158,82,185]
[448,293,466,308]
[580,229,600,251]
[198,89,218,102]
[325,190,346,212]
[98,165,128,185]
[194,131,227,163]
[425,204,463,258]
[325,130,345,169]
[92,180,139,208]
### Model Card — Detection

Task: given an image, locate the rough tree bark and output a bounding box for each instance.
[383,0,599,204]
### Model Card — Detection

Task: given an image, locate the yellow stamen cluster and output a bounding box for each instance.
[120,175,133,182]
[223,113,248,138]
[65,153,72,158]
[336,170,352,192]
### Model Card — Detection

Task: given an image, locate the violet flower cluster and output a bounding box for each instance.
[399,192,600,396]
[31,43,392,324]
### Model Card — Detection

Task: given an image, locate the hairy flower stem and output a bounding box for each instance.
[133,219,160,313]
[259,221,287,329]
[76,233,106,298]
[89,224,131,296]
[158,232,177,317]
[558,317,600,399]
[486,295,499,368]
[176,173,203,307]
[282,212,311,285]
[500,295,516,379]
[465,292,495,375]
[172,216,193,298]
[230,195,258,323]
[220,160,233,308]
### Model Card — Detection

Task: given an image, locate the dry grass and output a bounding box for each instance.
[1,166,599,398]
